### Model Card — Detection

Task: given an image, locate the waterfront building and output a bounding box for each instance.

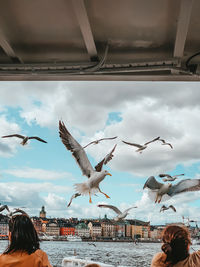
[88,222,102,239]
[115,222,126,237]
[39,206,46,218]
[45,220,60,236]
[75,222,90,237]
[31,216,42,234]
[129,219,150,239]
[101,220,115,238]
[125,222,132,238]
[57,219,75,236]
[0,215,9,238]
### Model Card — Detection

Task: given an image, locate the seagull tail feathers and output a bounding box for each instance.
[74,183,89,195]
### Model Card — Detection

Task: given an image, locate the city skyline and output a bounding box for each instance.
[0,82,200,225]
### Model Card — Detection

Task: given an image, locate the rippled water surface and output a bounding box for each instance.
[0,240,199,267]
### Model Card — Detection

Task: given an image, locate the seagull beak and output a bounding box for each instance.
[106,173,112,176]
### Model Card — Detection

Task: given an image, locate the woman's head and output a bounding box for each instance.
[161,225,191,264]
[4,214,40,254]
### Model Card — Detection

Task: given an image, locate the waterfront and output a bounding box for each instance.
[0,240,199,267]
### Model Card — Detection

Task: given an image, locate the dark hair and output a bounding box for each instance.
[4,214,40,255]
[161,225,191,265]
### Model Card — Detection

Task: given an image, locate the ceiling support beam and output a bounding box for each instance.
[71,0,98,61]
[0,30,23,63]
[173,0,194,58]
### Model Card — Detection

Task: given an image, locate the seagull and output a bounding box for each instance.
[83,136,117,149]
[158,138,173,149]
[97,204,137,221]
[8,208,28,218]
[59,121,116,203]
[160,205,176,212]
[88,242,96,247]
[0,204,10,213]
[143,176,200,203]
[122,136,160,153]
[2,134,47,145]
[159,173,184,182]
[67,193,81,207]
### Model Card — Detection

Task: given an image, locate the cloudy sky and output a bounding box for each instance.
[0,82,200,225]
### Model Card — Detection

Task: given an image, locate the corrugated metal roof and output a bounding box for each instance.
[0,0,199,80]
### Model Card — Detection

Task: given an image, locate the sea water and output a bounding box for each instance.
[0,240,199,267]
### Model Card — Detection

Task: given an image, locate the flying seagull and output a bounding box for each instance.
[160,205,176,212]
[159,173,184,182]
[158,138,173,149]
[8,208,28,218]
[59,121,116,203]
[88,242,96,247]
[0,204,10,213]
[67,193,81,207]
[83,136,117,149]
[143,176,200,203]
[122,136,160,153]
[97,204,137,221]
[2,134,47,145]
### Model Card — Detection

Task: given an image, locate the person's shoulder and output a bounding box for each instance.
[34,249,52,266]
[151,252,167,267]
[189,250,200,263]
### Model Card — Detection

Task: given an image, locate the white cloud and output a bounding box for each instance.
[4,167,74,180]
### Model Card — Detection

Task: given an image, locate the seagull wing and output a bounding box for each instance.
[169,205,176,212]
[158,174,171,178]
[143,176,163,190]
[167,179,200,197]
[28,136,47,143]
[83,141,96,148]
[122,141,143,148]
[67,193,81,207]
[59,121,94,178]
[2,134,25,139]
[95,144,117,172]
[99,136,118,141]
[98,204,122,215]
[0,205,10,212]
[124,206,137,213]
[144,136,160,145]
[173,174,185,178]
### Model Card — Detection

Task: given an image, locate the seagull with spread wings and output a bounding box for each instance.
[98,204,137,221]
[122,136,160,153]
[158,138,173,149]
[0,204,10,213]
[159,173,184,182]
[143,176,200,203]
[2,134,47,145]
[83,136,117,149]
[59,121,116,203]
[160,205,176,212]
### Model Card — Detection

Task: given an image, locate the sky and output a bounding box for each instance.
[0,82,200,225]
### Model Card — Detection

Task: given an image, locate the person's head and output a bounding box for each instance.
[161,225,191,265]
[4,214,40,255]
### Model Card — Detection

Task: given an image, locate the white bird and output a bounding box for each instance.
[158,138,173,149]
[2,134,47,145]
[159,173,184,182]
[59,121,116,203]
[98,204,137,221]
[83,136,117,148]
[143,176,200,203]
[122,136,160,153]
[160,205,176,212]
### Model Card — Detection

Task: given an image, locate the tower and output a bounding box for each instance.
[39,206,46,218]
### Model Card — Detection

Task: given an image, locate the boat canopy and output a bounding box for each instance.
[0,0,200,81]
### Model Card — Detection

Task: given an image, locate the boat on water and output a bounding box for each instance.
[66,235,82,242]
